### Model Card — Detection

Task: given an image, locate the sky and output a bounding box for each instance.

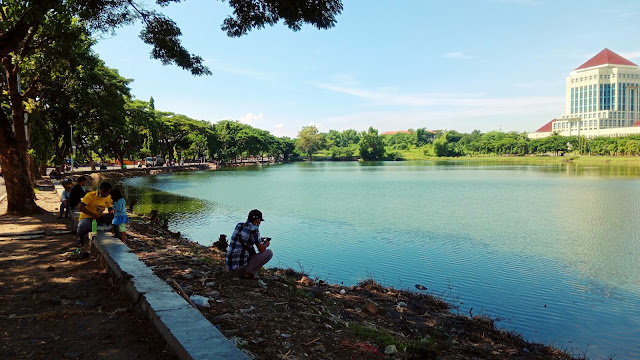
[94,0,640,138]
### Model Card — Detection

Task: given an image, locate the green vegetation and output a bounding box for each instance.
[346,324,441,358]
[1,0,343,215]
[294,128,640,162]
[347,324,400,348]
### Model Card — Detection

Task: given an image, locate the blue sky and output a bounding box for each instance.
[94,0,640,138]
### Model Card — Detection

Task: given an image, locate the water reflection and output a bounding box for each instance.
[121,180,209,216]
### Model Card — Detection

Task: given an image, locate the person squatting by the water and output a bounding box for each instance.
[226,209,272,280]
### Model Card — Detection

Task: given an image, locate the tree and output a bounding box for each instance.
[296,125,323,160]
[0,0,343,214]
[155,113,209,161]
[210,120,245,163]
[415,128,433,146]
[432,134,450,157]
[358,127,385,160]
[273,137,296,162]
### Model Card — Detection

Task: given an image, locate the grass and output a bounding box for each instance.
[197,256,216,264]
[347,324,400,348]
[346,324,441,358]
[396,150,640,164]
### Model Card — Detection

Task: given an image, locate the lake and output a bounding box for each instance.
[122,161,640,359]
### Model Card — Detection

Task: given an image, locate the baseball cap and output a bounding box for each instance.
[248,209,265,222]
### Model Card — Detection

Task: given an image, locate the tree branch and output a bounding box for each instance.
[0,4,7,23]
[0,4,50,59]
[19,23,40,57]
[126,0,152,26]
[23,77,40,99]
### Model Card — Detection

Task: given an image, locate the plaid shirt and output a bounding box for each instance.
[226,221,260,270]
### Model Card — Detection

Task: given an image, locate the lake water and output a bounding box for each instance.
[123,161,640,359]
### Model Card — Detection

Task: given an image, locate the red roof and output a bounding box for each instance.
[633,119,640,127]
[381,130,411,136]
[576,48,637,70]
[535,119,555,133]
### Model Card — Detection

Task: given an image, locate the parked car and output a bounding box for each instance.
[99,163,108,170]
[65,158,80,168]
[145,156,165,167]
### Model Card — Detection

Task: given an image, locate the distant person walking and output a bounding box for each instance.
[69,176,87,209]
[226,209,272,280]
[109,188,129,243]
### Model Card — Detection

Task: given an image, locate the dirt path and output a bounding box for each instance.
[0,189,174,359]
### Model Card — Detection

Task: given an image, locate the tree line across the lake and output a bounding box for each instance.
[295,126,640,160]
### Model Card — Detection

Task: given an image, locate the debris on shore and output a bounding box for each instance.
[126,219,582,360]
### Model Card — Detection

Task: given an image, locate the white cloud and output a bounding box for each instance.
[328,73,360,86]
[443,51,475,59]
[270,123,288,137]
[311,82,563,133]
[307,121,322,129]
[621,51,640,60]
[238,112,263,125]
[207,59,277,82]
[489,0,539,5]
[513,80,555,89]
[314,82,561,110]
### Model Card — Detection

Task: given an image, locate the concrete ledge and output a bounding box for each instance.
[57,185,247,359]
[89,233,248,360]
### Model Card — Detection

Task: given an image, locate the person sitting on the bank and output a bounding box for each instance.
[49,167,62,180]
[226,209,272,280]
[76,182,114,247]
[69,176,87,209]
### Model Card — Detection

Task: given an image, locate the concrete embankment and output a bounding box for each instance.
[54,181,248,360]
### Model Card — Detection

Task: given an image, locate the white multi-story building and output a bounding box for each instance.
[530,48,640,139]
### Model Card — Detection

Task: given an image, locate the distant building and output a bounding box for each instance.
[380,130,411,136]
[380,130,438,136]
[530,48,640,139]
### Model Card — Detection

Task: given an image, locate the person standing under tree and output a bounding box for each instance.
[226,209,272,280]
[109,188,129,243]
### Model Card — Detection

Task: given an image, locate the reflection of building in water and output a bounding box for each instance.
[530,48,640,139]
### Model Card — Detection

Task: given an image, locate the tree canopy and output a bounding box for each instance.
[0,0,343,214]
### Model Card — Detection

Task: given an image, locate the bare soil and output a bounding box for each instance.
[0,190,174,360]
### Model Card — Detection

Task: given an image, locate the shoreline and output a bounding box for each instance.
[91,167,585,359]
[124,218,582,359]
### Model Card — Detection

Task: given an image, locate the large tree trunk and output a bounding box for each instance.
[0,55,41,214]
[0,111,40,214]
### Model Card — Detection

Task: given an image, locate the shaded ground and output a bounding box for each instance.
[0,190,173,360]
